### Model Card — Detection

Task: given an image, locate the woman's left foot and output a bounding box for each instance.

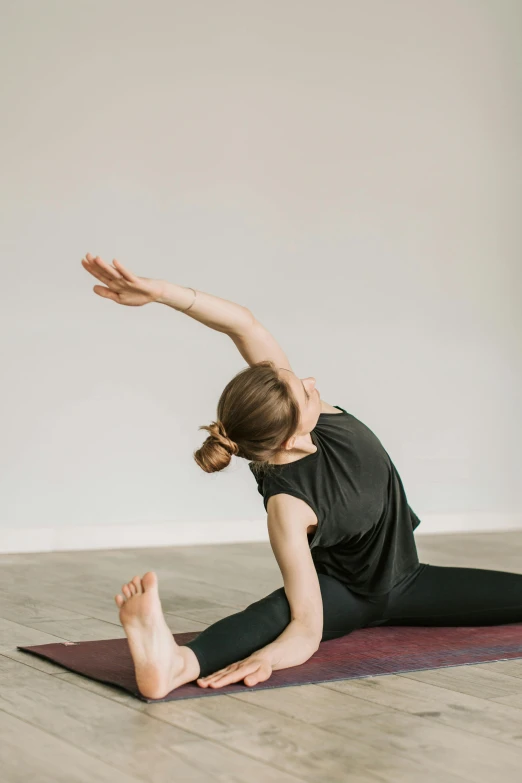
[115,571,186,699]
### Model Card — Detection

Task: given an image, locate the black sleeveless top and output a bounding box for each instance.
[249,406,421,597]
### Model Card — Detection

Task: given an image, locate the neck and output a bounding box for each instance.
[270,433,317,465]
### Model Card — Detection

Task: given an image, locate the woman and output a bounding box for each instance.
[82,253,522,700]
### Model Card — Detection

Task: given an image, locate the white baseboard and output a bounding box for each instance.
[1,513,521,554]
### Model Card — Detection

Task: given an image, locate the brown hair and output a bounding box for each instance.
[193,360,300,475]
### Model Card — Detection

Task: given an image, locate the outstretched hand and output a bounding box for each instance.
[196,652,273,689]
[81,253,164,306]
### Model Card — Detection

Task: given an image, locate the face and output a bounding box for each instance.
[278,367,322,448]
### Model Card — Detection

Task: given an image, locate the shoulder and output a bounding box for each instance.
[266,492,318,529]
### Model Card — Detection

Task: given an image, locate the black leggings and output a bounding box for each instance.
[184,563,522,678]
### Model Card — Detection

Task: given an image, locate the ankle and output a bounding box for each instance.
[173,645,201,686]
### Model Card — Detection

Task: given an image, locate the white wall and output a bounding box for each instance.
[1,0,521,553]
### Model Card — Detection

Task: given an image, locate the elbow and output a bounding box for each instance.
[308,634,322,657]
[308,628,322,651]
[293,618,322,651]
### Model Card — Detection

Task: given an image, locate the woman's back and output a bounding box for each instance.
[250,406,421,597]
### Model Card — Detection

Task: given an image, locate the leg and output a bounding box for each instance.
[184,572,388,678]
[380,563,522,626]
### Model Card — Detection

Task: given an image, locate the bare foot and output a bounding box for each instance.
[115,571,196,699]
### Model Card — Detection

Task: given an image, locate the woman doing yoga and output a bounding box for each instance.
[82,253,522,700]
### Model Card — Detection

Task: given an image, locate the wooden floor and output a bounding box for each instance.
[1,531,522,782]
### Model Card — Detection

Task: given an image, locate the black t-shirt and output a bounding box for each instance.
[249,406,421,597]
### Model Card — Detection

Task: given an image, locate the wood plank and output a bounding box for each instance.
[319,705,522,783]
[0,655,215,783]
[0,616,70,653]
[0,592,90,623]
[233,681,387,725]
[0,656,308,783]
[0,708,143,783]
[317,667,522,746]
[396,662,522,700]
[53,665,457,782]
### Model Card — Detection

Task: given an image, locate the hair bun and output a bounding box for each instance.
[209,420,239,456]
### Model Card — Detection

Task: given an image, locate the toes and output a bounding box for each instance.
[120,574,155,600]
[115,594,124,608]
[141,571,158,591]
[130,575,143,594]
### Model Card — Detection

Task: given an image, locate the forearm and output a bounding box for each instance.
[156,280,253,335]
[257,619,320,671]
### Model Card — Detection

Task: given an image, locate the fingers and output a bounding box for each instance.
[198,662,261,689]
[85,253,123,281]
[82,254,136,287]
[112,258,137,282]
[197,662,236,684]
[217,664,260,687]
[82,262,116,291]
[93,285,120,301]
[82,256,118,287]
[81,257,108,285]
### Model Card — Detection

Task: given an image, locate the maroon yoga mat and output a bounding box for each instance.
[18,623,522,703]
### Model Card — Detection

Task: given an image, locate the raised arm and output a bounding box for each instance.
[157,280,253,336]
[81,255,291,369]
[81,253,252,335]
[158,281,294,371]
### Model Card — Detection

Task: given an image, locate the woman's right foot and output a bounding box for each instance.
[115,571,200,698]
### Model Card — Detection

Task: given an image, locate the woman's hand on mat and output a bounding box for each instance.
[196,653,273,689]
[81,253,165,306]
